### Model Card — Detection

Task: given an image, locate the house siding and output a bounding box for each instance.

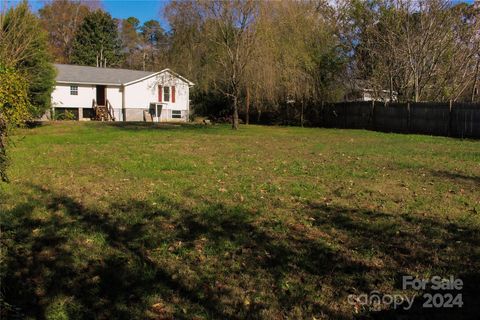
[51,83,123,119]
[124,72,190,122]
[52,84,96,109]
[50,70,191,122]
[106,87,122,110]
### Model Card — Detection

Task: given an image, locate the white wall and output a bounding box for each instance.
[52,84,95,109]
[106,86,122,109]
[52,83,122,109]
[124,71,190,113]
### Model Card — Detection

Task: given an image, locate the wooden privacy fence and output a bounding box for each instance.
[252,102,480,138]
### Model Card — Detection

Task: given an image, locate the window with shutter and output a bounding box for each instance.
[164,87,170,102]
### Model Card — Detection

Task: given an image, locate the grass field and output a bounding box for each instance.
[1,122,479,319]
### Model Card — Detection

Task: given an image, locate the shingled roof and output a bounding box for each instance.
[54,64,156,85]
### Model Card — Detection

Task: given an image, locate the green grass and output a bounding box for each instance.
[1,122,479,319]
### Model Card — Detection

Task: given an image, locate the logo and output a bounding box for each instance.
[347,275,463,312]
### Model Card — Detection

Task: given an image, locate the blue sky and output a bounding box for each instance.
[5,0,170,29]
[2,0,475,30]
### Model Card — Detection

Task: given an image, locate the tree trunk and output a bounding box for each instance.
[232,95,239,130]
[389,73,394,102]
[300,100,304,127]
[246,87,250,125]
[142,51,146,71]
[414,73,419,102]
[472,58,479,103]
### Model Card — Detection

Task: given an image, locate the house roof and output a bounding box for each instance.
[347,78,397,94]
[54,64,194,86]
[55,64,156,85]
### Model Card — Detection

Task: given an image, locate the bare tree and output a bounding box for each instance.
[344,0,480,102]
[244,1,342,124]
[203,0,258,129]
[38,0,99,63]
[0,2,37,66]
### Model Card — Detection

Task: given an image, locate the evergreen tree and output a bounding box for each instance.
[119,17,140,68]
[38,0,94,63]
[70,10,122,67]
[138,20,168,70]
[141,20,166,48]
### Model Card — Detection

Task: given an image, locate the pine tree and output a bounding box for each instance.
[70,10,122,67]
[38,0,94,63]
[120,17,140,68]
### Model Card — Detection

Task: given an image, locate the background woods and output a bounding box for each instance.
[1,0,480,126]
[165,0,480,123]
[341,0,480,103]
[31,0,480,124]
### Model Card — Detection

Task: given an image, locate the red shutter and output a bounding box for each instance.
[172,86,176,103]
[158,85,162,102]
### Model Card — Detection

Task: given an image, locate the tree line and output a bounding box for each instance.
[34,0,479,128]
[1,0,479,127]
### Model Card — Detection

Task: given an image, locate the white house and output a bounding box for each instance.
[344,79,397,103]
[51,64,194,122]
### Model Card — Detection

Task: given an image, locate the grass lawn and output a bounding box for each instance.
[1,122,479,319]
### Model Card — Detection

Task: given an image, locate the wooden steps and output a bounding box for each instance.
[94,106,109,121]
[92,99,116,121]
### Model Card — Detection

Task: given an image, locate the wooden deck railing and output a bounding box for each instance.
[91,98,115,121]
[106,99,115,121]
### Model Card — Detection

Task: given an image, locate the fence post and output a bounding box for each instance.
[448,99,453,137]
[371,100,375,130]
[407,102,411,133]
[321,100,324,127]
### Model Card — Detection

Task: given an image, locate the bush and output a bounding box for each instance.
[0,66,31,181]
[53,109,77,121]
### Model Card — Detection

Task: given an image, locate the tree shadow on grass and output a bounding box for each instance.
[428,169,480,186]
[306,201,480,319]
[2,185,478,319]
[2,190,229,319]
[2,185,368,319]
[103,122,212,132]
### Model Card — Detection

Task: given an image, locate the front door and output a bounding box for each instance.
[96,85,106,106]
[149,103,163,122]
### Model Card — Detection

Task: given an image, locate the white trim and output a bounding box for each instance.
[163,69,195,87]
[56,69,194,87]
[123,69,195,87]
[122,72,162,86]
[57,80,121,86]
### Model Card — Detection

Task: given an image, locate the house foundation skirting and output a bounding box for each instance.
[124,108,147,121]
[43,107,188,122]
